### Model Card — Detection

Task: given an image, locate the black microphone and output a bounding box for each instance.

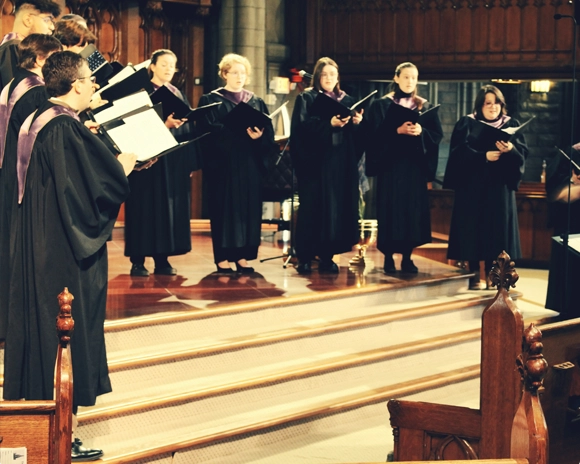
[298,70,313,79]
[554,13,574,20]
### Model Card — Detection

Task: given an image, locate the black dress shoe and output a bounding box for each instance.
[468,276,481,290]
[154,266,177,275]
[401,259,418,273]
[130,264,149,277]
[71,438,103,462]
[235,262,255,273]
[383,256,396,273]
[216,264,234,274]
[296,261,312,274]
[319,260,339,273]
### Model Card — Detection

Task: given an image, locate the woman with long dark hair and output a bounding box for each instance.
[291,56,364,274]
[366,62,443,274]
[444,84,528,289]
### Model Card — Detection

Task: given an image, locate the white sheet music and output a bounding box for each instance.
[133,59,151,71]
[93,90,153,124]
[568,236,580,253]
[106,108,178,162]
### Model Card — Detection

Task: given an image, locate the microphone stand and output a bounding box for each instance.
[260,139,297,267]
[554,13,577,317]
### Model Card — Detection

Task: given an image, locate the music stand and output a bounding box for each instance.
[261,138,297,267]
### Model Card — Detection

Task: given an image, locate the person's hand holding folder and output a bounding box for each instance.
[247,126,264,139]
[165,113,187,130]
[397,121,422,136]
[331,114,350,127]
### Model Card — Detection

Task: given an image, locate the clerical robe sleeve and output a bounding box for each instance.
[47,120,129,261]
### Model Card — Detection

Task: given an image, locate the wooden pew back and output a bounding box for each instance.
[388,252,548,463]
[0,288,74,464]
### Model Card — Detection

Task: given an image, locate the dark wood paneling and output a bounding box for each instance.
[288,0,579,80]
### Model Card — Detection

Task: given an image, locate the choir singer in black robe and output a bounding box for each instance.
[197,53,276,273]
[291,57,363,274]
[0,0,60,90]
[2,51,137,460]
[443,85,528,289]
[124,49,200,277]
[0,34,62,342]
[366,62,443,274]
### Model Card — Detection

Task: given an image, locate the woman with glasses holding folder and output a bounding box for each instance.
[124,49,200,277]
[290,57,364,274]
[443,84,528,290]
[197,53,276,274]
[366,62,443,274]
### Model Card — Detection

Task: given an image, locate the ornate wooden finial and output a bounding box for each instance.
[515,324,548,394]
[56,287,75,346]
[487,250,519,290]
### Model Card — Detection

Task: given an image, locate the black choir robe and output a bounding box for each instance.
[124,86,200,260]
[366,97,443,254]
[197,90,276,262]
[545,148,580,236]
[0,39,20,91]
[443,116,528,261]
[0,69,48,341]
[2,101,130,408]
[290,89,362,260]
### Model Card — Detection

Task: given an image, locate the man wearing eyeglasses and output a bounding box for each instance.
[2,51,137,462]
[0,0,61,90]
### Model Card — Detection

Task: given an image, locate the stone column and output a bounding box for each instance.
[218,0,267,96]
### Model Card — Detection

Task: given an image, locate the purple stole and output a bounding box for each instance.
[212,87,254,105]
[0,32,22,46]
[0,74,44,168]
[17,105,80,203]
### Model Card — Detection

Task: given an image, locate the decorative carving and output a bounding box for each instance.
[56,287,75,346]
[487,250,519,291]
[515,324,548,393]
[429,434,479,460]
[499,0,512,7]
[66,1,122,62]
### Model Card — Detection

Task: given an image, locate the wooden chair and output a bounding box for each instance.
[0,288,74,464]
[387,251,547,462]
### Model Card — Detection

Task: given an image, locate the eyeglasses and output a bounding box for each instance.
[227,71,247,77]
[483,101,501,107]
[30,13,55,25]
[77,76,97,84]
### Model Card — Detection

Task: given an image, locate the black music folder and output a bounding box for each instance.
[80,44,114,85]
[309,90,377,120]
[469,116,535,151]
[99,68,154,102]
[384,102,441,128]
[222,102,273,137]
[150,85,221,120]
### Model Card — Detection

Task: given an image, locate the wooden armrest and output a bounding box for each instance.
[388,399,481,437]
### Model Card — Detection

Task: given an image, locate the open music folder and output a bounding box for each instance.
[309,90,377,120]
[95,67,154,102]
[90,90,153,124]
[150,85,222,120]
[384,102,441,128]
[469,116,535,152]
[221,101,275,137]
[99,106,202,166]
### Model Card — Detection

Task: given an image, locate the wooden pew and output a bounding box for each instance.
[387,252,548,462]
[0,288,74,464]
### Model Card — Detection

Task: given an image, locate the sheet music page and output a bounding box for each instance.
[350,90,378,111]
[133,59,151,71]
[502,117,535,135]
[568,236,580,253]
[93,91,153,124]
[107,108,178,161]
[94,66,135,97]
